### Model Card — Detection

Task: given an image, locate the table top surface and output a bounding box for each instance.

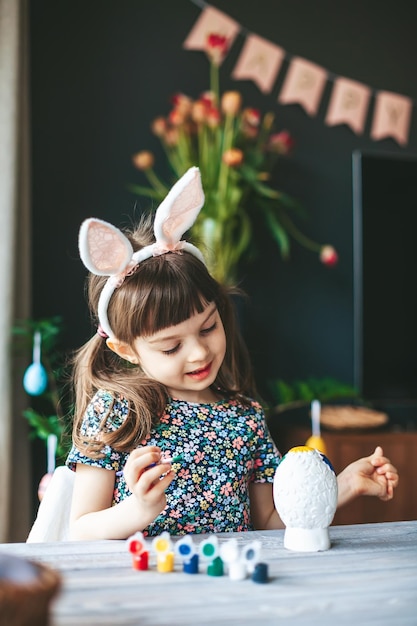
[1,521,416,626]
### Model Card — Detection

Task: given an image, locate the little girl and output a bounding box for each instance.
[67,167,398,541]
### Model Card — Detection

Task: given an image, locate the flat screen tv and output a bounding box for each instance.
[353,150,417,422]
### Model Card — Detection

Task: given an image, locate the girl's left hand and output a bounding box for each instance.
[337,446,399,507]
[366,445,399,501]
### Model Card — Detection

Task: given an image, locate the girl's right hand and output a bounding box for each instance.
[123,446,176,516]
[69,446,176,541]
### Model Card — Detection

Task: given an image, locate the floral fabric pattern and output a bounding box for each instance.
[67,389,280,536]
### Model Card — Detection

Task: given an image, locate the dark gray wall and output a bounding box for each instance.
[29,0,417,402]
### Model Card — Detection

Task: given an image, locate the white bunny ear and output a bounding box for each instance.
[153,167,204,247]
[79,218,134,276]
[79,169,206,339]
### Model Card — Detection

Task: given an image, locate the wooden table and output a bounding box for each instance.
[1,521,416,625]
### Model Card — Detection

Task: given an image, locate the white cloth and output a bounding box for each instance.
[26,466,75,543]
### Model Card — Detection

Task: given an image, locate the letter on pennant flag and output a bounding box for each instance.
[325,77,371,134]
[232,34,285,94]
[183,6,240,62]
[370,91,412,146]
[278,58,327,116]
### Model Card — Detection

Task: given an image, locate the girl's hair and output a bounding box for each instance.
[72,215,257,455]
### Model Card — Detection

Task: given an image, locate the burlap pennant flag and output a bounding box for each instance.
[370,91,412,146]
[278,57,327,115]
[325,77,371,134]
[183,6,240,62]
[232,33,285,94]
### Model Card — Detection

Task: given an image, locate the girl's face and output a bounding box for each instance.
[128,302,226,403]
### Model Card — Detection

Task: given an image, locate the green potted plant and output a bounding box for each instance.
[268,377,360,415]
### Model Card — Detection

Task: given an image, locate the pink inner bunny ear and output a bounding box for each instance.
[154,167,205,246]
[79,218,133,276]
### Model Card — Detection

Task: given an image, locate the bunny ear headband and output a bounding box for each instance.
[78,166,205,339]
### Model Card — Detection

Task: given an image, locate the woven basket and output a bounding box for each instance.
[0,554,61,626]
[320,405,388,430]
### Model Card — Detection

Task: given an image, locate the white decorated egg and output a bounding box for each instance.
[273,445,338,552]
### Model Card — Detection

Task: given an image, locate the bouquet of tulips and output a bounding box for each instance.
[130,33,338,285]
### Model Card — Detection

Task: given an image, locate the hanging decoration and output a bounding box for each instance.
[185,1,414,146]
[23,330,48,396]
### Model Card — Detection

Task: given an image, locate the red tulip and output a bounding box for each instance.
[242,108,261,127]
[320,245,338,266]
[205,33,229,65]
[168,108,186,127]
[206,106,221,128]
[199,91,216,108]
[170,93,192,115]
[268,130,295,155]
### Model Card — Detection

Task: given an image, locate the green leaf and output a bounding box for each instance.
[267,376,359,408]
[126,184,164,200]
[250,181,281,200]
[262,207,291,258]
[275,193,306,216]
[270,380,296,404]
[239,163,260,183]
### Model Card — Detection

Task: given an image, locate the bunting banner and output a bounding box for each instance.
[184,2,414,146]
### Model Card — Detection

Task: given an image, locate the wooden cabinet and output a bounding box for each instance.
[267,419,417,525]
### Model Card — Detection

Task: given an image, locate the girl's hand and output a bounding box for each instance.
[69,448,176,541]
[123,446,176,516]
[362,445,399,500]
[337,446,399,507]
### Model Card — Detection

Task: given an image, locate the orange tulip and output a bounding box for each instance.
[192,101,208,124]
[132,151,155,171]
[151,117,167,138]
[222,148,244,167]
[221,91,242,116]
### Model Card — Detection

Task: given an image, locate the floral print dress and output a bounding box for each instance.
[67,389,281,536]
